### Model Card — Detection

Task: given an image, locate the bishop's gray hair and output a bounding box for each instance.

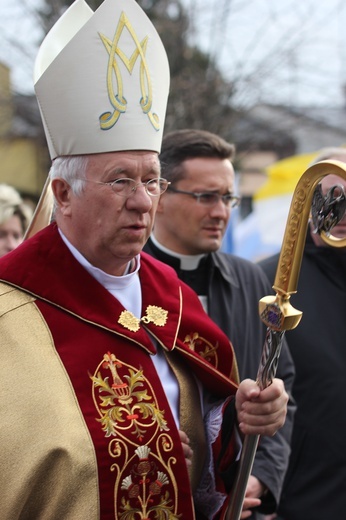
[49,155,90,197]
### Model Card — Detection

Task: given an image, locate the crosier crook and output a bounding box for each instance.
[225,159,346,520]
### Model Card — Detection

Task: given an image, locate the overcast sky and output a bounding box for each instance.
[1,0,346,109]
[184,0,346,108]
[0,0,44,93]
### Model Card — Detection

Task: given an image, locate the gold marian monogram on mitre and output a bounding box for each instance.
[99,12,160,131]
[118,305,168,332]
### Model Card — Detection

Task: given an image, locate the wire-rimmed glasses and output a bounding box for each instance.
[83,177,171,197]
[167,186,241,208]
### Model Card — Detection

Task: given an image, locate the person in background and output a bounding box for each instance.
[0,1,289,519]
[0,183,32,257]
[144,128,296,519]
[259,147,346,520]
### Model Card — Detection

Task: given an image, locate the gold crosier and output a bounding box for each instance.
[225,160,346,520]
[99,12,160,131]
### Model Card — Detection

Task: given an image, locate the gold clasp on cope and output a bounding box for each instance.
[118,306,168,332]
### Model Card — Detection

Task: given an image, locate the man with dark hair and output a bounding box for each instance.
[144,128,295,519]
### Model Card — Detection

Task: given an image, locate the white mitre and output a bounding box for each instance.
[34,0,170,159]
[25,0,170,239]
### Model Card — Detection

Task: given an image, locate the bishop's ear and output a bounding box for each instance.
[51,178,73,217]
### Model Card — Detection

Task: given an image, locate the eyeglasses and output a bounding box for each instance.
[82,177,171,198]
[167,186,241,208]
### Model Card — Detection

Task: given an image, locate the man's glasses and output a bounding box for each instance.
[83,178,170,198]
[167,186,241,208]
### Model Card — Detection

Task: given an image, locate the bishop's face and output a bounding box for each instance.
[54,150,161,275]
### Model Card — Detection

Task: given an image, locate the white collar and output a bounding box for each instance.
[59,229,140,289]
[150,233,205,270]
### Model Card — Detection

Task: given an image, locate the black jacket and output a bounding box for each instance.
[259,234,346,520]
[144,238,296,516]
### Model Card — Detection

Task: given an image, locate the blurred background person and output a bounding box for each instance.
[259,147,346,520]
[0,183,32,257]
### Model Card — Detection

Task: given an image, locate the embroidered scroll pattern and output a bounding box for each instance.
[91,352,181,519]
[183,332,219,368]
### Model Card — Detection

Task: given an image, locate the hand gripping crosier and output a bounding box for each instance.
[225,159,346,520]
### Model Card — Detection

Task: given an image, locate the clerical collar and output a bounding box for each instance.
[150,233,206,270]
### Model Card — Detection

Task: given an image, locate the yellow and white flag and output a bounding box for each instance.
[233,152,319,261]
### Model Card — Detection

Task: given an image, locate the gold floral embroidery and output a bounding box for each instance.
[119,445,180,519]
[91,353,182,518]
[184,332,219,367]
[118,305,168,332]
[91,352,169,439]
